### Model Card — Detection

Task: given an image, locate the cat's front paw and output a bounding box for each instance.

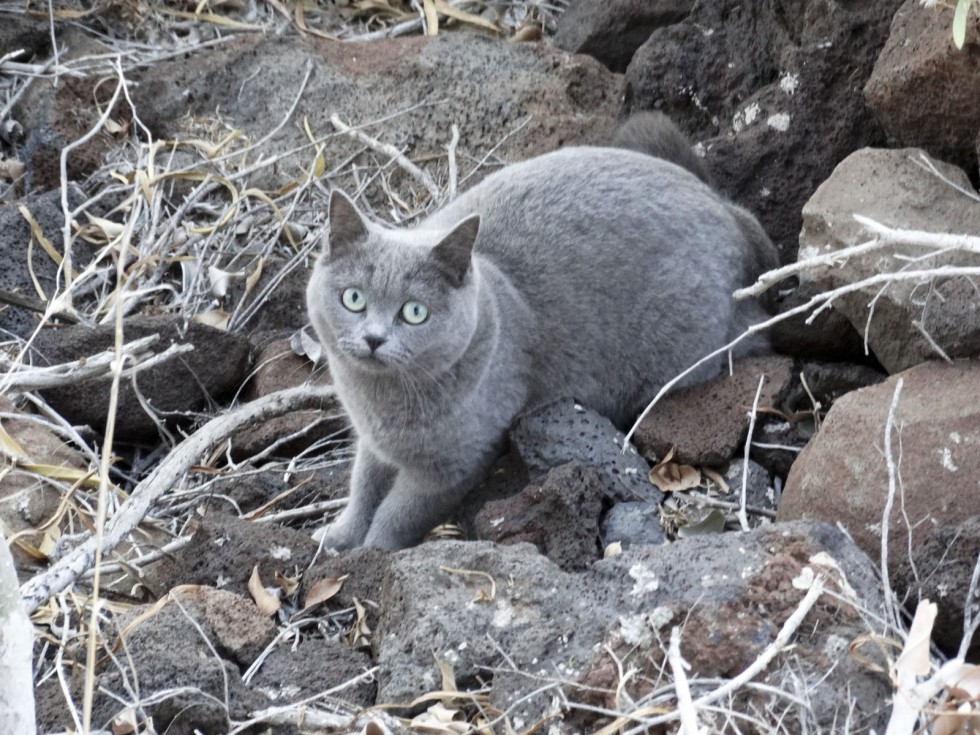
[312,518,361,551]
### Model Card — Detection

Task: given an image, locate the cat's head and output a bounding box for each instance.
[307,190,481,375]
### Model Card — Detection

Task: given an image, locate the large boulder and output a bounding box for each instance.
[798,147,980,373]
[779,360,980,658]
[865,0,980,173]
[624,0,903,258]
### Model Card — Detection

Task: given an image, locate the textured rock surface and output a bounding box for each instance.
[473,461,605,570]
[798,147,980,373]
[866,0,980,172]
[779,361,980,590]
[624,0,902,258]
[374,523,888,730]
[552,0,694,72]
[127,32,622,196]
[633,356,794,466]
[31,316,251,440]
[510,398,657,504]
[600,500,663,549]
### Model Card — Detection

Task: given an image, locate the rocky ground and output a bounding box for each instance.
[1,1,980,733]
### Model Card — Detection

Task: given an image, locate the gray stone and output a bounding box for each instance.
[798,147,980,373]
[510,398,657,504]
[374,522,889,730]
[723,459,774,527]
[600,501,663,548]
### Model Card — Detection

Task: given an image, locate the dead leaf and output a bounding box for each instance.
[894,600,937,680]
[604,541,623,558]
[649,461,701,493]
[409,702,468,734]
[274,570,301,597]
[434,652,458,693]
[245,258,264,295]
[345,597,372,649]
[248,565,281,616]
[193,310,230,330]
[701,466,729,493]
[302,574,348,610]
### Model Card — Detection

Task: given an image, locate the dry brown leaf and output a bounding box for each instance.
[649,461,701,493]
[111,708,139,734]
[701,466,729,493]
[302,574,348,610]
[274,570,301,597]
[193,310,230,330]
[409,702,468,734]
[345,597,372,648]
[434,652,458,693]
[245,258,264,295]
[603,541,623,558]
[248,565,281,616]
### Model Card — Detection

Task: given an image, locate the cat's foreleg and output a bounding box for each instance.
[313,441,396,550]
[361,466,480,551]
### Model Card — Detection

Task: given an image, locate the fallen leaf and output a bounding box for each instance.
[410,702,468,734]
[701,466,729,493]
[434,652,457,693]
[649,461,701,493]
[894,599,937,679]
[248,565,281,616]
[302,574,348,610]
[274,570,301,596]
[604,541,623,558]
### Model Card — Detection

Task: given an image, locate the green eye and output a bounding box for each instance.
[341,287,366,312]
[401,300,429,325]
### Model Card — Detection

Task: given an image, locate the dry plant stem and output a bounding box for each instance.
[19,384,337,615]
[669,627,700,735]
[740,374,766,532]
[959,551,980,659]
[83,192,144,733]
[625,263,980,448]
[330,113,443,201]
[446,123,460,200]
[880,378,905,633]
[734,214,980,300]
[0,528,36,735]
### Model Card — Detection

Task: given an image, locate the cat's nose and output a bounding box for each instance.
[364,334,386,353]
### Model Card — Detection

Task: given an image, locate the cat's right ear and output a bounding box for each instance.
[326,190,368,258]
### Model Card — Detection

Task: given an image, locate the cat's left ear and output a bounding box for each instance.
[430,215,479,288]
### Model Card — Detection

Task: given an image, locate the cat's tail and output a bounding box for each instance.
[608,111,713,186]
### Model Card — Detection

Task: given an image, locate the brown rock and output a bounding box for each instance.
[31,316,251,440]
[865,0,980,172]
[632,355,794,465]
[232,337,346,460]
[473,462,604,571]
[779,360,980,595]
[798,147,980,373]
[624,0,903,258]
[553,0,694,73]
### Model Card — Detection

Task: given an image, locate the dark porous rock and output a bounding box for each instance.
[633,356,794,466]
[373,523,888,731]
[31,316,251,441]
[780,361,980,608]
[799,148,980,373]
[624,0,902,258]
[240,261,312,335]
[130,32,622,196]
[0,186,90,338]
[473,461,605,571]
[751,418,809,480]
[250,637,376,708]
[600,500,663,549]
[232,337,347,461]
[89,587,272,735]
[791,361,888,411]
[866,0,980,172]
[895,516,980,661]
[147,515,321,599]
[552,0,695,73]
[510,398,656,504]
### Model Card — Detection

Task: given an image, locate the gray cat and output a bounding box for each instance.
[306,114,778,551]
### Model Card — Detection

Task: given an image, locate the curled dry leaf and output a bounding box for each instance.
[409,702,469,735]
[248,565,281,616]
[274,570,300,596]
[701,466,730,493]
[649,460,701,493]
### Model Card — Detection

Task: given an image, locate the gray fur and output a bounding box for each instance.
[307,138,777,551]
[609,111,714,186]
